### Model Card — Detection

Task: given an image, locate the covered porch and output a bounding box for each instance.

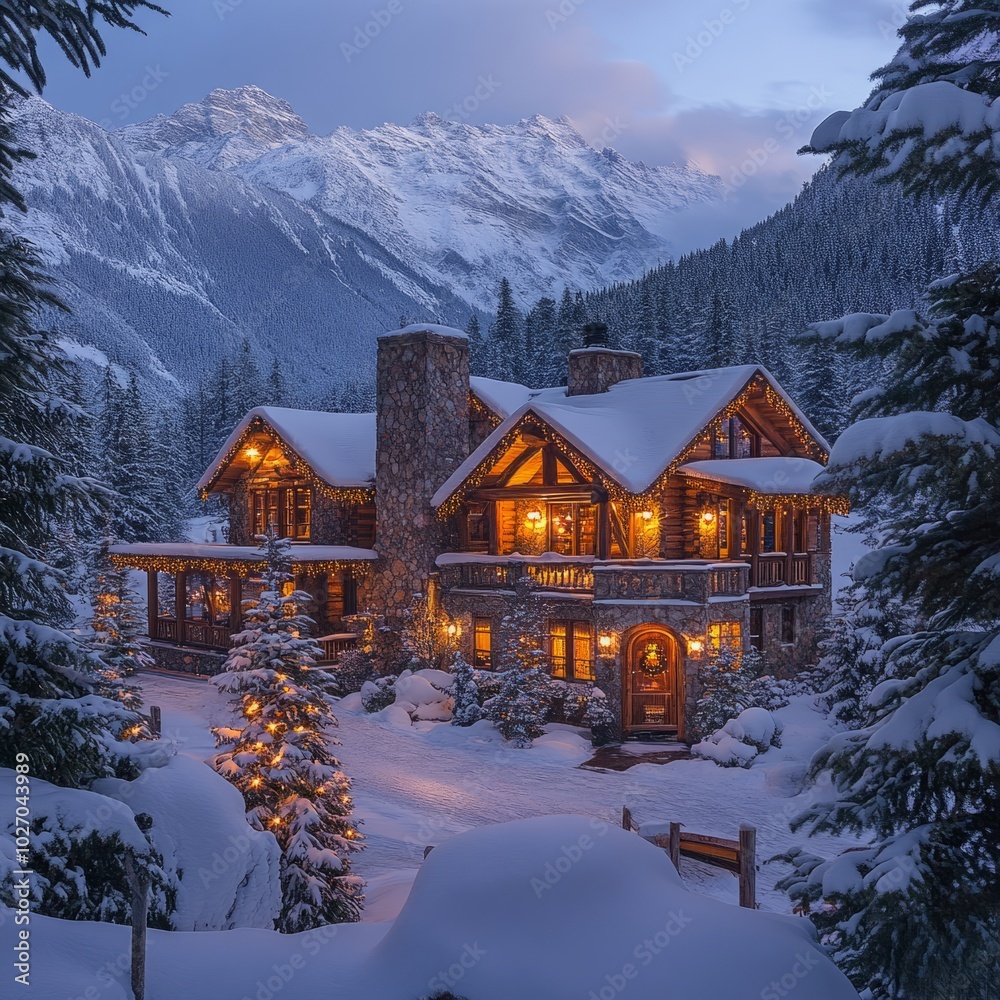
[109,542,377,656]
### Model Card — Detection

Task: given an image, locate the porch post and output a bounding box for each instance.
[229,571,242,638]
[783,503,795,586]
[598,502,611,561]
[175,571,186,645]
[146,571,158,641]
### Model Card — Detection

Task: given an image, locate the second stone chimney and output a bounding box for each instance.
[567,322,643,396]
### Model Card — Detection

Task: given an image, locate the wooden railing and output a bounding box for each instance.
[526,562,594,592]
[752,553,815,589]
[438,558,594,595]
[317,633,359,664]
[154,617,230,650]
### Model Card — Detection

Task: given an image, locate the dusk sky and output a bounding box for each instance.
[36,0,905,251]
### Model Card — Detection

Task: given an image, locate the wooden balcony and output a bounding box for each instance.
[154,617,231,650]
[750,553,813,589]
[437,555,595,594]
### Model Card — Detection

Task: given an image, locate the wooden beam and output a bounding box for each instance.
[146,571,157,641]
[541,445,558,486]
[470,485,605,502]
[175,571,186,645]
[496,446,541,486]
[739,824,757,909]
[598,501,611,560]
[668,822,681,872]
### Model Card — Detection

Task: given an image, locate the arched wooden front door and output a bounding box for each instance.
[624,627,681,733]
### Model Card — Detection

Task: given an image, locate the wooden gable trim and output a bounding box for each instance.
[199,416,375,505]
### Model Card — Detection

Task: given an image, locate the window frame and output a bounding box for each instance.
[249,485,312,541]
[548,619,595,682]
[473,617,493,669]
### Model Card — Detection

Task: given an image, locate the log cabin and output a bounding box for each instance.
[111,323,847,741]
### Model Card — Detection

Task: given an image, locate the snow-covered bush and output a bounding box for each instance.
[693,707,780,768]
[485,666,549,747]
[401,592,455,670]
[694,645,789,738]
[360,674,397,713]
[451,653,482,727]
[392,669,454,722]
[330,649,376,695]
[582,686,617,746]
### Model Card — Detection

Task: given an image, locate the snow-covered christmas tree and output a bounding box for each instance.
[450,651,482,727]
[485,579,551,746]
[212,529,364,929]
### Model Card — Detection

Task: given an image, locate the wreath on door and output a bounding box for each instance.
[638,640,668,677]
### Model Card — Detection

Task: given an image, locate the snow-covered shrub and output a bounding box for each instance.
[401,592,455,670]
[451,653,482,727]
[693,707,780,768]
[582,686,617,746]
[473,667,503,705]
[330,649,376,695]
[360,674,397,713]
[694,646,788,738]
[1,824,176,925]
[546,680,589,727]
[485,667,549,747]
[392,669,454,722]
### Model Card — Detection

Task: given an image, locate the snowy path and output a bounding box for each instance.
[138,671,858,920]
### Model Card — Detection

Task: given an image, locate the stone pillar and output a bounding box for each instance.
[567,348,643,396]
[369,326,470,619]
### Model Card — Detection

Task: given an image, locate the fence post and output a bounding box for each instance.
[738,824,756,909]
[622,806,633,832]
[668,822,681,872]
[149,706,161,739]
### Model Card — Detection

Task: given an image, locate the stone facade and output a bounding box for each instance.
[146,642,226,676]
[567,347,642,396]
[368,328,471,618]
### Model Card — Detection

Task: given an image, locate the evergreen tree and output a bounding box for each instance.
[464,314,485,376]
[524,296,557,386]
[87,540,154,716]
[267,357,286,407]
[803,0,1000,203]
[450,652,482,727]
[783,265,1000,997]
[211,530,364,929]
[231,337,262,418]
[485,579,551,746]
[693,645,784,737]
[486,277,524,382]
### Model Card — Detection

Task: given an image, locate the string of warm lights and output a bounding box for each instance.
[746,491,850,515]
[469,391,503,429]
[109,552,374,576]
[198,416,375,505]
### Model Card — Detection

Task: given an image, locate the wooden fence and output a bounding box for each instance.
[622,806,756,909]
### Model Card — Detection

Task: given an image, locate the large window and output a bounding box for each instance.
[714,417,760,459]
[184,572,231,627]
[708,621,742,656]
[549,621,595,681]
[473,618,493,668]
[251,486,312,540]
[548,503,597,556]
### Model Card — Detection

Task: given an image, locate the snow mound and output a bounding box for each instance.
[94,754,282,930]
[388,668,455,723]
[694,708,780,768]
[364,815,858,999]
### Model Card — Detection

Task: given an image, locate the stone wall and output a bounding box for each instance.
[145,642,227,676]
[369,327,471,619]
[566,347,642,396]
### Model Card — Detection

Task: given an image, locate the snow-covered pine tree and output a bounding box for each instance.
[87,540,154,715]
[693,643,785,738]
[484,579,552,746]
[582,686,616,746]
[486,277,525,383]
[212,529,364,929]
[450,651,482,727]
[803,0,1000,202]
[782,265,1000,997]
[0,223,138,785]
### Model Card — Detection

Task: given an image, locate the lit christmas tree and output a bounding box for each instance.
[88,539,153,716]
[212,529,364,929]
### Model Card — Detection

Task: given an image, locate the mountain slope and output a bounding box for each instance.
[10,96,473,398]
[119,87,722,310]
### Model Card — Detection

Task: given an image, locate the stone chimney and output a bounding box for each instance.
[567,322,643,396]
[370,325,470,618]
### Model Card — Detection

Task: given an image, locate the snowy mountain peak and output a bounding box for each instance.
[117,85,309,168]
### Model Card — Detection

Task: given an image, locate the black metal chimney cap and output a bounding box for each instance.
[582,322,608,347]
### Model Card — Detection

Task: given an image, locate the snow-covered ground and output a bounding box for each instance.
[135,669,855,919]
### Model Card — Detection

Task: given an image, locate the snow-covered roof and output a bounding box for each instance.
[109,542,378,572]
[435,366,824,506]
[678,457,827,494]
[469,376,559,419]
[379,323,467,340]
[197,406,376,493]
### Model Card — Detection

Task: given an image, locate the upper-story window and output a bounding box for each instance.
[465,501,490,551]
[251,486,312,540]
[549,502,597,556]
[714,417,760,459]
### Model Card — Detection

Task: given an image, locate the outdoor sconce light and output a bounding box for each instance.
[598,632,617,657]
[640,510,654,522]
[446,623,459,638]
[701,510,716,524]
[688,638,705,656]
[598,633,613,650]
[245,446,260,460]
[526,509,543,525]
